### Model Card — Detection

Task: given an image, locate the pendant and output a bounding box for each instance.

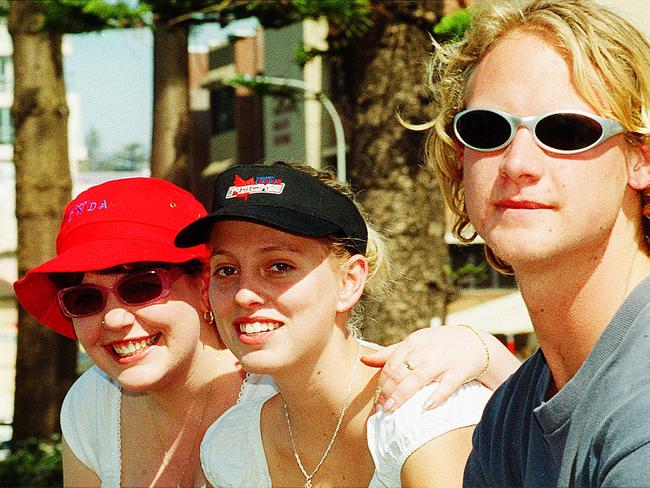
[304,480,312,488]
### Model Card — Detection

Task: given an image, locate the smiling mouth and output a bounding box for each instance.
[110,333,161,358]
[239,321,282,335]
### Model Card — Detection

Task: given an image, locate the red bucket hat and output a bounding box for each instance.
[13,177,208,339]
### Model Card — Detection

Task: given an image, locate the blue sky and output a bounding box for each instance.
[64,20,257,156]
[65,28,153,156]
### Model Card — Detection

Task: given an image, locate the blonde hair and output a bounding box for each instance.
[267,161,391,332]
[423,0,650,273]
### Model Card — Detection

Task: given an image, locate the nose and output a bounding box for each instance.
[499,127,544,185]
[233,274,265,309]
[101,293,136,330]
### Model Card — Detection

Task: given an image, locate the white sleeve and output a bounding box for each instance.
[367,380,492,487]
[60,366,121,485]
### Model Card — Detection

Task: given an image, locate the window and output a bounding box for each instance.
[210,87,235,135]
[0,56,12,92]
[448,243,516,289]
[0,107,13,145]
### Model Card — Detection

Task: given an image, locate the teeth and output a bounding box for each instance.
[112,334,159,357]
[239,322,281,334]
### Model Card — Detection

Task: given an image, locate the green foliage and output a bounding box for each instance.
[173,0,372,36]
[82,140,150,172]
[444,261,490,289]
[292,0,371,38]
[433,8,472,41]
[109,142,149,171]
[0,437,62,487]
[140,0,217,24]
[228,74,300,108]
[42,0,148,33]
[295,46,329,67]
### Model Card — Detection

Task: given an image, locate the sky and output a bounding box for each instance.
[63,19,257,157]
[65,28,153,156]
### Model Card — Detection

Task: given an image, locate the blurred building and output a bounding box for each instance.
[196,19,336,177]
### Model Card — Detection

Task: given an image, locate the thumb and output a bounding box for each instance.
[360,344,394,367]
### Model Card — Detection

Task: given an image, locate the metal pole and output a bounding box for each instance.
[317,93,346,183]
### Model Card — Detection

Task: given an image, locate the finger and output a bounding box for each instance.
[361,343,396,368]
[382,365,443,413]
[374,358,414,412]
[376,343,412,386]
[376,363,407,406]
[423,370,465,410]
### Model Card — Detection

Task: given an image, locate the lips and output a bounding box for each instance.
[232,317,284,347]
[108,332,161,358]
[238,321,282,334]
[495,199,554,210]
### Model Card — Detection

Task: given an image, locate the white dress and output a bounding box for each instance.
[60,366,277,487]
[60,366,123,488]
[200,378,492,487]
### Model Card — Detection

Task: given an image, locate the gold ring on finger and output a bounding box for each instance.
[403,360,415,371]
[374,386,382,403]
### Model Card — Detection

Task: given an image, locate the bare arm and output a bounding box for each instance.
[400,425,475,488]
[62,437,101,487]
[363,325,520,412]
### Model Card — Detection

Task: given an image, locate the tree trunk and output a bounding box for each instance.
[8,0,77,444]
[339,1,453,345]
[150,18,191,189]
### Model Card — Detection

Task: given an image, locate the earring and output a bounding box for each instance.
[203,310,215,326]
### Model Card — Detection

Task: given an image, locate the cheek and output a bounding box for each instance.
[463,163,487,217]
[564,157,626,206]
[463,149,494,183]
[291,274,340,319]
[463,153,505,216]
[72,318,101,349]
[208,281,226,313]
[208,281,238,338]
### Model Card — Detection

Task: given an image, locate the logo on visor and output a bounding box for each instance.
[226,175,285,201]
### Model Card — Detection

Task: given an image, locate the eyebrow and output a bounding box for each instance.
[210,244,305,258]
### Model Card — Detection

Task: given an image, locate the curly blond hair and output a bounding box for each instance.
[423,0,650,273]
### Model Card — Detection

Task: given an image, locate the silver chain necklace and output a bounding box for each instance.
[147,353,219,488]
[282,342,361,488]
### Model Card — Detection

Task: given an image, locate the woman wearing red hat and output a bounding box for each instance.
[13,177,253,487]
[177,162,518,487]
[14,175,516,487]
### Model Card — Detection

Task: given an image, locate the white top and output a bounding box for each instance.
[200,380,492,487]
[60,366,278,487]
[60,366,122,488]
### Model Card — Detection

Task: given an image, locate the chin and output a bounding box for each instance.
[486,225,548,252]
[492,242,567,271]
[118,382,152,394]
[113,369,165,393]
[239,350,288,376]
